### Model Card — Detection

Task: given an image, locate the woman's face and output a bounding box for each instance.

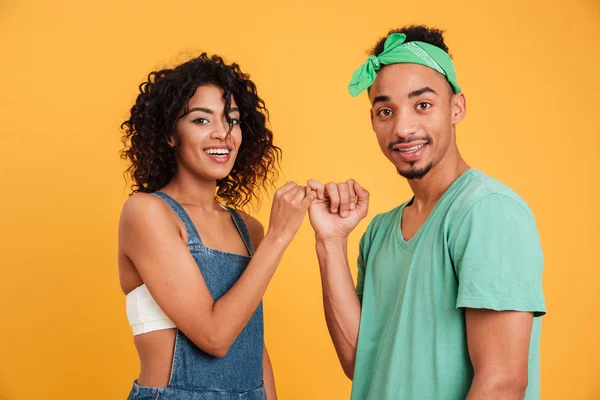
[171,84,242,182]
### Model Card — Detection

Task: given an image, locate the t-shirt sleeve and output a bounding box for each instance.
[450,194,546,316]
[356,233,367,304]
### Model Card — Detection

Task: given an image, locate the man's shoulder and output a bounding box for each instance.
[449,169,534,219]
[449,169,533,222]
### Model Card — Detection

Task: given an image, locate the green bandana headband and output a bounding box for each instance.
[348,33,461,97]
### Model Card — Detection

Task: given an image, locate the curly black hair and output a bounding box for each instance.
[120,53,281,208]
[369,25,450,56]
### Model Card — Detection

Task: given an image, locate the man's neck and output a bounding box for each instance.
[407,157,470,213]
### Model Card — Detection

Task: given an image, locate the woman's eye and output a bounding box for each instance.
[193,118,210,124]
[230,118,240,125]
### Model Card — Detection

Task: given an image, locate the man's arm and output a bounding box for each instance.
[308,179,369,379]
[316,236,362,379]
[450,194,546,398]
[465,309,533,400]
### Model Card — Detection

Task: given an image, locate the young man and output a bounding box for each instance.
[307,26,546,399]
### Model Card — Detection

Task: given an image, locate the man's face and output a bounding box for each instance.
[369,63,465,180]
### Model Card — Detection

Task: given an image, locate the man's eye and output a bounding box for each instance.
[378,109,392,117]
[417,102,431,110]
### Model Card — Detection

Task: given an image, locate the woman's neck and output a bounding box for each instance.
[162,169,221,213]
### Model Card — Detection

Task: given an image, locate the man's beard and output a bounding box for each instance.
[388,135,433,180]
[397,161,433,180]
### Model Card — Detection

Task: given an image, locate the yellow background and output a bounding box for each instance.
[1,0,599,399]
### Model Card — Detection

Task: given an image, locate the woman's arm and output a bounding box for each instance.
[119,183,315,357]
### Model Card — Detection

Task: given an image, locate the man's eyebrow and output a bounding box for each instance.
[372,95,391,106]
[408,87,437,98]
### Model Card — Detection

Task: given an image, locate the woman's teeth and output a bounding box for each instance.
[205,148,230,156]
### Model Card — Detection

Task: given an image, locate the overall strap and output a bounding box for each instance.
[151,192,203,247]
[223,206,255,256]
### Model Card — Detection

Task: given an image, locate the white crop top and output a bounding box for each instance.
[126,284,176,335]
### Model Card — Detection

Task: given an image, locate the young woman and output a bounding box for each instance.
[118,53,315,400]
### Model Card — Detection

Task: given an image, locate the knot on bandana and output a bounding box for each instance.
[368,55,381,70]
[348,33,461,97]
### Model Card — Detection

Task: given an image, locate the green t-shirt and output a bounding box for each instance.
[352,169,546,400]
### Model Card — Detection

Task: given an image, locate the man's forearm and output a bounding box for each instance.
[316,236,362,379]
[466,374,528,400]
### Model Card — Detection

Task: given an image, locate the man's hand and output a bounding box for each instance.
[307,179,369,240]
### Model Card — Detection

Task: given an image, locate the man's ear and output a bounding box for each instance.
[451,92,466,125]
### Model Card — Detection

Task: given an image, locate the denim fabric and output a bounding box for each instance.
[127,191,265,400]
[127,382,266,400]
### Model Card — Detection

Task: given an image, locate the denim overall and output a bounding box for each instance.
[127,191,265,400]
